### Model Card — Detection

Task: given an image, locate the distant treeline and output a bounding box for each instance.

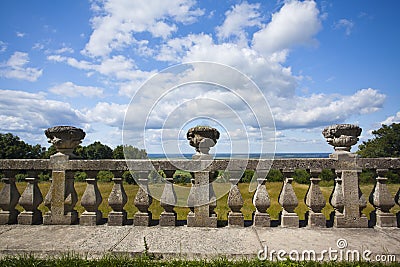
[0,132,147,160]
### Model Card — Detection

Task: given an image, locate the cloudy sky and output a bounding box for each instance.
[0,0,399,154]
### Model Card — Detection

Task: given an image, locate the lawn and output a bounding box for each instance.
[1,181,399,222]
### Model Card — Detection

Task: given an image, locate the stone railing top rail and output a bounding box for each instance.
[0,157,399,172]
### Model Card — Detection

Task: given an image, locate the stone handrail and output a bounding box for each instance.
[0,123,399,228]
[0,156,399,228]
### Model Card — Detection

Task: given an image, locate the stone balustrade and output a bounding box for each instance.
[0,124,399,228]
[0,156,399,228]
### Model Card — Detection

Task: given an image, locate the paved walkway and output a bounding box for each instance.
[0,225,399,262]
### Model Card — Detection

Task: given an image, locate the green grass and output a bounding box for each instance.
[1,181,399,221]
[0,254,399,267]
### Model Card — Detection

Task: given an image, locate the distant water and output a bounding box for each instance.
[147,153,330,159]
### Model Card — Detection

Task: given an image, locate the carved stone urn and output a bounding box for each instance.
[187,126,220,159]
[45,126,86,157]
[322,124,361,153]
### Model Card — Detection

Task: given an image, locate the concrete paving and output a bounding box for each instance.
[0,225,399,262]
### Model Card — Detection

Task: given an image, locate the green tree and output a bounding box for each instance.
[357,123,400,158]
[0,133,43,159]
[114,145,148,159]
[83,141,113,159]
[293,169,310,184]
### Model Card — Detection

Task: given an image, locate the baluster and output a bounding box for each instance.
[253,171,270,227]
[330,170,344,227]
[279,169,299,227]
[18,171,43,225]
[80,171,103,225]
[160,170,177,226]
[43,177,53,219]
[134,171,152,226]
[65,171,79,223]
[108,172,128,226]
[0,171,20,224]
[369,169,397,227]
[227,170,244,227]
[305,169,326,227]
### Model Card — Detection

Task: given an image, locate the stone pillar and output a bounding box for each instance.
[0,171,20,224]
[108,175,128,226]
[396,189,400,227]
[43,126,84,225]
[227,171,244,227]
[18,173,43,225]
[80,174,103,226]
[44,154,78,224]
[305,169,326,227]
[160,170,177,226]
[369,169,397,227]
[341,170,368,227]
[253,175,270,227]
[279,170,299,227]
[187,171,217,227]
[133,172,152,226]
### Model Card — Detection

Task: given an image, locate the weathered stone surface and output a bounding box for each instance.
[187,126,220,157]
[108,177,128,226]
[322,124,361,153]
[45,126,85,158]
[160,171,177,227]
[134,176,152,226]
[0,174,20,225]
[253,177,271,227]
[18,177,43,225]
[305,171,326,227]
[369,170,396,227]
[80,178,103,226]
[228,179,244,227]
[187,171,217,228]
[279,174,299,228]
[336,170,368,228]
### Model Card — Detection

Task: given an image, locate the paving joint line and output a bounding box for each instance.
[108,227,133,252]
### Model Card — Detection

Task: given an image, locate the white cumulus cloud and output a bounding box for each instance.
[49,82,104,98]
[252,0,322,56]
[0,52,43,82]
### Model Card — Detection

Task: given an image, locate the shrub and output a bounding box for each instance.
[173,170,192,184]
[319,169,335,182]
[38,171,51,182]
[74,171,87,182]
[267,169,283,182]
[240,170,254,183]
[359,169,376,184]
[97,170,114,182]
[15,173,28,182]
[123,171,137,184]
[293,169,310,184]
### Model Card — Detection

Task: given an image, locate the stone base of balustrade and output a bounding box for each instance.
[18,210,42,225]
[108,211,127,226]
[134,211,152,226]
[80,211,103,226]
[43,211,78,225]
[334,213,368,228]
[308,212,326,228]
[375,211,397,228]
[228,212,244,227]
[253,211,270,227]
[0,210,19,225]
[187,212,217,227]
[159,211,176,226]
[281,211,299,228]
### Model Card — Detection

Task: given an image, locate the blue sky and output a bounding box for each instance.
[0,0,399,154]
